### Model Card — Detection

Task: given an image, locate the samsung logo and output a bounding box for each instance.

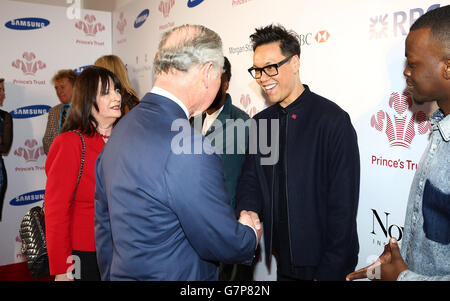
[74,65,92,75]
[134,9,149,28]
[10,105,51,119]
[10,190,45,206]
[5,17,50,30]
[187,0,204,7]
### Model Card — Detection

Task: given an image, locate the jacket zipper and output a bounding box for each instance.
[284,114,294,265]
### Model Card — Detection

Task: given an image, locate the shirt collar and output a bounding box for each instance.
[430,109,450,142]
[151,86,190,119]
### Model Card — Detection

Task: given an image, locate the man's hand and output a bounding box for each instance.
[238,210,262,243]
[346,238,408,281]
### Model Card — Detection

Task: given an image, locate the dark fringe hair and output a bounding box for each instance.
[250,24,301,58]
[62,66,122,136]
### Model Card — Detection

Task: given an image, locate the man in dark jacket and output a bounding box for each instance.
[236,24,360,281]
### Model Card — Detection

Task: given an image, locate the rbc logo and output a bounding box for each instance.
[369,4,440,39]
[187,0,204,8]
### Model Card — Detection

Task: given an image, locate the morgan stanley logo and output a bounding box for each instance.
[14,139,45,163]
[134,9,150,28]
[370,92,431,148]
[5,17,50,30]
[187,0,204,8]
[10,190,45,206]
[12,52,46,76]
[172,118,279,165]
[159,0,175,18]
[75,14,105,36]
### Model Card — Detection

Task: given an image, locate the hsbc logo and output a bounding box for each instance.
[370,91,431,148]
[299,30,330,46]
[315,30,330,43]
[369,3,441,39]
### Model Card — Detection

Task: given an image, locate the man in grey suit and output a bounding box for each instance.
[42,69,77,154]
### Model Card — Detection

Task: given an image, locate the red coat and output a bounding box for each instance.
[44,131,105,275]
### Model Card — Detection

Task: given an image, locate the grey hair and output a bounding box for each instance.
[154,24,224,77]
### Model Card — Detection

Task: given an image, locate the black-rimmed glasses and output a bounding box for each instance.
[248,54,294,79]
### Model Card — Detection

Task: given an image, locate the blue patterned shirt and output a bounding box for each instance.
[398,109,450,281]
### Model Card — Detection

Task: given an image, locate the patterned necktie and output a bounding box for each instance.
[60,104,69,132]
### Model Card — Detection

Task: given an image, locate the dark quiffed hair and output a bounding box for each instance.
[223,56,231,82]
[410,5,450,56]
[250,24,301,57]
[62,66,122,136]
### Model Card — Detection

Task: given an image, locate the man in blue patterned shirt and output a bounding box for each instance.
[347,5,449,281]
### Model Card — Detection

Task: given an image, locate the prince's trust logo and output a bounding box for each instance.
[11,52,46,76]
[14,139,45,163]
[370,92,431,148]
[75,14,105,36]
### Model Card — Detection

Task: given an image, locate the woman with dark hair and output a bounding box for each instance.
[44,67,122,281]
[0,78,13,221]
[94,55,140,115]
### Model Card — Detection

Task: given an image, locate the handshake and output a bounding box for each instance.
[238,210,263,244]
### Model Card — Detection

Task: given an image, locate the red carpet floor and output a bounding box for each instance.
[0,262,54,281]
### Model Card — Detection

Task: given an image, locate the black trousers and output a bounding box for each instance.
[71,250,101,281]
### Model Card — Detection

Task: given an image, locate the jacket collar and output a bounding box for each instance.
[431,109,450,142]
[276,84,311,112]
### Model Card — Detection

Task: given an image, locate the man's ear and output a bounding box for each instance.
[201,62,214,89]
[443,58,450,80]
[291,55,300,73]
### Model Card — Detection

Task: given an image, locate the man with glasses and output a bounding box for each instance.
[236,24,361,281]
